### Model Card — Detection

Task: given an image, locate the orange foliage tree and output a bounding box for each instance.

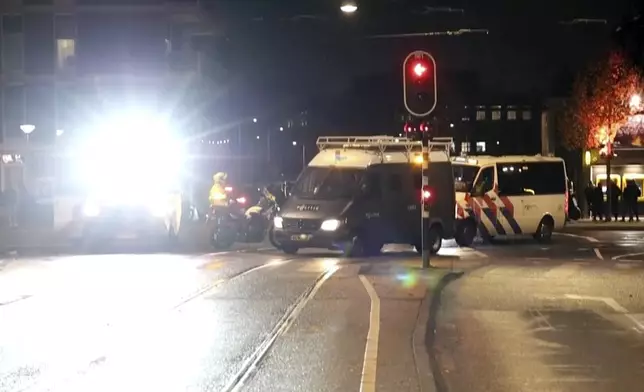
[562,50,641,151]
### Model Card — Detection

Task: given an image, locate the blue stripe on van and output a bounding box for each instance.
[500,207,522,234]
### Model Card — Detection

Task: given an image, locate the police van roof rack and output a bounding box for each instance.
[316,136,453,155]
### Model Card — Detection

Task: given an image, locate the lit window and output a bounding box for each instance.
[476,142,486,153]
[476,110,485,120]
[461,142,470,153]
[492,111,501,120]
[507,110,517,120]
[461,117,470,122]
[56,39,75,71]
[2,15,24,72]
[522,110,532,120]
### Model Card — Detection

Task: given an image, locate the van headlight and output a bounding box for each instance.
[321,219,341,231]
[273,216,283,229]
[83,200,101,217]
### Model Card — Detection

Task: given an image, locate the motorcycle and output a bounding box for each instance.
[208,191,280,250]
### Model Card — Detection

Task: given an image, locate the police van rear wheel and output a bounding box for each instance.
[414,225,443,255]
[455,220,476,247]
[534,217,554,243]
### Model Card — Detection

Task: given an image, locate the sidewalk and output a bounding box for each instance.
[565,218,644,231]
[0,227,73,255]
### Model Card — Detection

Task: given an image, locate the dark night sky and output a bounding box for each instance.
[202,0,640,116]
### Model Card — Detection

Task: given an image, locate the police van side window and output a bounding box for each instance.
[362,172,382,199]
[497,162,566,196]
[472,167,494,196]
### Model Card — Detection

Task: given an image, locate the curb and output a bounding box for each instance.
[412,269,464,392]
[564,225,644,231]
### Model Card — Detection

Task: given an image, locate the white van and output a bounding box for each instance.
[451,155,568,246]
[272,136,456,256]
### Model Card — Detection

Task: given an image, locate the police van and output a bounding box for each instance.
[451,155,569,246]
[272,136,456,256]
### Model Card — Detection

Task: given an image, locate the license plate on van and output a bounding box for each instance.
[291,234,311,241]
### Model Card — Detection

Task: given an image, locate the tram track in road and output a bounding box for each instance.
[222,265,340,392]
[13,254,294,392]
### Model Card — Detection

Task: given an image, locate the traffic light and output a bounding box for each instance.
[421,185,433,204]
[403,51,437,117]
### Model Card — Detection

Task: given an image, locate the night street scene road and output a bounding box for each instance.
[2,0,644,392]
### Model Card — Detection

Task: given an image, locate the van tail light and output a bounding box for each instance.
[564,189,569,216]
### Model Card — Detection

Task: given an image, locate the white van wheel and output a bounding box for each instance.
[534,217,554,243]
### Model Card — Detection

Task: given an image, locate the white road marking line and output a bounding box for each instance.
[225,266,339,392]
[555,232,599,243]
[526,257,551,261]
[593,248,604,260]
[358,275,381,392]
[565,294,644,333]
[612,251,644,261]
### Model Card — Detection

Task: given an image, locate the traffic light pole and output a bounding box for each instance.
[421,130,431,269]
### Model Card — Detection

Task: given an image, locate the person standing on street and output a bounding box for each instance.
[610,180,621,222]
[593,184,605,222]
[584,181,595,220]
[623,180,641,222]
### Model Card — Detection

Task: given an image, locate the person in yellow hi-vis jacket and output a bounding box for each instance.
[209,172,229,208]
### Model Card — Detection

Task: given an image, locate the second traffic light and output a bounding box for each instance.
[403,51,437,117]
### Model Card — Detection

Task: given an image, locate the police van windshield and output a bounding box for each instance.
[293,167,364,199]
[453,164,480,192]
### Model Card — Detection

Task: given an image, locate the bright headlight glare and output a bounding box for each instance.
[83,200,101,217]
[273,216,283,229]
[321,219,341,231]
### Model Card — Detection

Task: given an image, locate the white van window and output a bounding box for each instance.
[497,162,566,196]
[293,167,364,199]
[453,164,479,192]
[472,167,494,196]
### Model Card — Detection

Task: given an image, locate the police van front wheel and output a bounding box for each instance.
[455,220,476,247]
[414,225,443,255]
[534,217,554,243]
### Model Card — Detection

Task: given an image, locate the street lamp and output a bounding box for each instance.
[340,1,358,14]
[279,127,284,131]
[253,118,258,123]
[56,129,64,137]
[20,124,35,142]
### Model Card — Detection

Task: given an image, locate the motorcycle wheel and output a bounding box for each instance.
[209,220,236,250]
[267,224,281,249]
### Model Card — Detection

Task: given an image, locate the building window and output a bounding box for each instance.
[476,110,485,120]
[56,39,75,71]
[55,15,76,72]
[491,110,501,120]
[522,110,532,120]
[461,142,470,153]
[2,15,24,72]
[461,116,470,122]
[3,85,26,139]
[476,141,486,153]
[507,110,517,120]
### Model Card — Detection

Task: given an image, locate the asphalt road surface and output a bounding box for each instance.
[3,228,644,392]
[433,229,644,392]
[0,244,456,392]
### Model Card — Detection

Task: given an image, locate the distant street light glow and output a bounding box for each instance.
[292,141,297,146]
[256,135,260,139]
[340,1,358,13]
[56,129,64,137]
[279,127,284,131]
[630,94,642,110]
[253,118,258,123]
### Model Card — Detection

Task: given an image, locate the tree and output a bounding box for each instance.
[562,50,641,151]
[561,50,641,219]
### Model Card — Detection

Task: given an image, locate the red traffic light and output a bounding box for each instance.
[413,62,428,78]
[403,51,437,117]
[422,185,433,202]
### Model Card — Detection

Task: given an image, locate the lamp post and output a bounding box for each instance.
[20,124,35,142]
